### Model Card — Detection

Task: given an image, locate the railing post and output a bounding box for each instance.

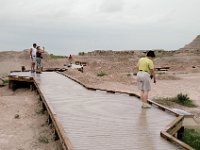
[177,126,184,140]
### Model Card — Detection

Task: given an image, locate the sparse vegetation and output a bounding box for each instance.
[156,73,180,80]
[176,93,196,107]
[155,51,175,58]
[38,136,49,144]
[97,71,107,77]
[35,101,45,114]
[181,128,200,150]
[127,73,132,77]
[49,54,65,59]
[153,93,197,107]
[153,97,175,107]
[35,107,45,115]
[3,79,9,84]
[0,76,9,86]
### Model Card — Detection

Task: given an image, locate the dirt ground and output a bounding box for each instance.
[0,49,200,149]
[0,86,62,150]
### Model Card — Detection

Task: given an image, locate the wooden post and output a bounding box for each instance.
[21,66,25,72]
[177,126,184,140]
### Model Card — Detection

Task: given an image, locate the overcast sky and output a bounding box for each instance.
[0,0,200,55]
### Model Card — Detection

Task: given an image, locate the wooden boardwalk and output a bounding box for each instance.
[10,72,182,150]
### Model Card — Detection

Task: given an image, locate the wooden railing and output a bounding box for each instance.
[161,116,195,150]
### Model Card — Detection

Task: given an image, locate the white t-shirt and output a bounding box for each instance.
[31,47,37,57]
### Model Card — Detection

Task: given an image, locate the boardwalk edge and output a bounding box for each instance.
[59,72,197,150]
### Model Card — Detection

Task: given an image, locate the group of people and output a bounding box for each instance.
[30,43,44,73]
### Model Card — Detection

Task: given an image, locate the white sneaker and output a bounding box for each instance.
[142,103,151,108]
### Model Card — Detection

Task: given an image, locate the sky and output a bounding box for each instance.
[0,0,200,55]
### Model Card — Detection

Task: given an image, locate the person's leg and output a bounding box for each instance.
[140,90,148,107]
[142,90,151,108]
[33,62,35,72]
[137,72,151,108]
[140,91,151,108]
[140,73,151,108]
[31,63,33,72]
[140,90,144,102]
[31,62,34,72]
[31,57,36,72]
[143,91,148,103]
[36,58,39,73]
[36,58,42,73]
[40,59,43,71]
[38,58,42,73]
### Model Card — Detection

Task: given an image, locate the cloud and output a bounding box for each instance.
[99,0,125,13]
[1,0,200,55]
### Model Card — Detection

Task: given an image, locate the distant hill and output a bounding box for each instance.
[183,35,200,49]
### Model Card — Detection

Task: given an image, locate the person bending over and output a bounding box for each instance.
[136,50,156,108]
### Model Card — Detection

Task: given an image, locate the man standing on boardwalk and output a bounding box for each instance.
[30,43,37,73]
[136,50,156,108]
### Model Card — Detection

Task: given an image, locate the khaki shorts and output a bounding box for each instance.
[136,71,151,91]
[32,56,36,63]
[36,57,42,68]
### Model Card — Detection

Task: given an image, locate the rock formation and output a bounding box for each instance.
[183,35,200,49]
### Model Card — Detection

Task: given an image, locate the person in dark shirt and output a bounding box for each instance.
[36,46,44,73]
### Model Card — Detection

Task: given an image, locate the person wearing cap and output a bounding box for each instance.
[136,50,156,108]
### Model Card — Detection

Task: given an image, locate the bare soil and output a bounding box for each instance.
[0,86,62,150]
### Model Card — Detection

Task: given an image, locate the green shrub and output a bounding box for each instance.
[174,93,196,107]
[177,93,190,103]
[181,129,200,150]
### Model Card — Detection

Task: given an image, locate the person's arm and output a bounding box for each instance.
[149,59,156,83]
[38,47,44,53]
[40,48,45,53]
[133,65,138,75]
[136,59,140,71]
[150,69,156,83]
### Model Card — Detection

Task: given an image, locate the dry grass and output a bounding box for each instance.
[156,73,180,80]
